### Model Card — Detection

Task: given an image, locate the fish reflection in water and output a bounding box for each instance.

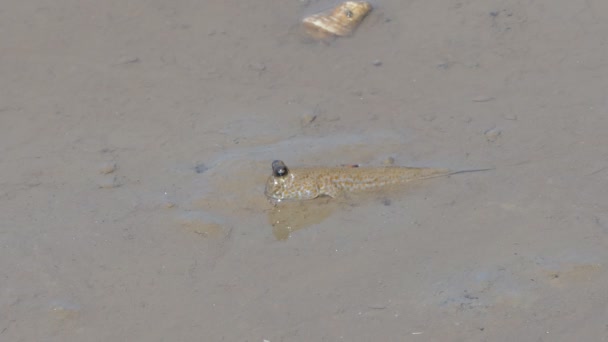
[267,198,342,240]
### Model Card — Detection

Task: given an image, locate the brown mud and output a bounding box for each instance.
[2,0,608,341]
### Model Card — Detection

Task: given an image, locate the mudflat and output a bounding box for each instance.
[2,0,608,341]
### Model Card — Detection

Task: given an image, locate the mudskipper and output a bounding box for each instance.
[265,160,492,204]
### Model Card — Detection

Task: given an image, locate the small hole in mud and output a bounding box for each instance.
[195,163,208,174]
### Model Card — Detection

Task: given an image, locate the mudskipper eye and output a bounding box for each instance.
[272,160,289,177]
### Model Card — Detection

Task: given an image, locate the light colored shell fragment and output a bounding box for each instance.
[302,1,373,39]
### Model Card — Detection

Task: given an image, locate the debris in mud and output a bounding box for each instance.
[302,1,373,41]
[194,163,208,174]
[98,161,117,174]
[484,127,502,142]
[163,202,176,209]
[300,113,317,127]
[113,55,140,65]
[437,61,451,69]
[97,159,120,187]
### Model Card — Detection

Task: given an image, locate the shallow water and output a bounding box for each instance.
[2,0,608,340]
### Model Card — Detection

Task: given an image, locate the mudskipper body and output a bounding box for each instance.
[264,160,492,203]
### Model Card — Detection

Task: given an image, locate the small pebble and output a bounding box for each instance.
[99,161,117,174]
[194,163,208,174]
[372,59,382,66]
[484,128,502,142]
[436,62,450,69]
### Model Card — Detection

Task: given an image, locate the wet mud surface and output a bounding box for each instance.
[2,0,608,340]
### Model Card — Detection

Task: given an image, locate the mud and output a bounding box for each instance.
[2,0,608,341]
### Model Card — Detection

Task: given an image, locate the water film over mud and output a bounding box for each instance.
[2,0,608,341]
[177,132,492,241]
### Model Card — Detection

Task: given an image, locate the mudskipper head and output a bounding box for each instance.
[264,160,290,201]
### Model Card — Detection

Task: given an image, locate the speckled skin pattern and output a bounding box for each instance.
[265,161,451,202]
